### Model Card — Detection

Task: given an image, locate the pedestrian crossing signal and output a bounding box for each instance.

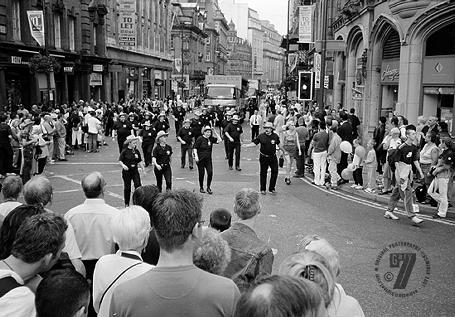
[298,71,313,101]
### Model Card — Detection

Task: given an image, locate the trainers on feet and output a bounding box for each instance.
[350,184,357,188]
[261,191,266,195]
[364,188,373,193]
[354,185,363,190]
[384,211,399,220]
[411,216,423,224]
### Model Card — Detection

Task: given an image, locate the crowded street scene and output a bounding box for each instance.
[0,0,455,317]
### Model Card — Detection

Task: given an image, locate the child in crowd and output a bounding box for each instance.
[209,208,232,232]
[351,138,366,190]
[363,139,377,193]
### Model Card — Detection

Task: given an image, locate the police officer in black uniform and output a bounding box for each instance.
[119,135,146,206]
[221,111,233,160]
[153,112,170,133]
[224,114,243,171]
[113,113,133,153]
[152,131,173,192]
[177,119,194,169]
[172,104,186,135]
[191,110,204,141]
[243,122,283,195]
[200,108,212,127]
[139,121,156,167]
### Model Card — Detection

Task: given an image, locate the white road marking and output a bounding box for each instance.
[186,180,195,185]
[54,162,119,165]
[269,214,277,218]
[53,175,124,201]
[301,177,455,227]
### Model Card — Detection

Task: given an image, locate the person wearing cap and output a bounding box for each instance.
[172,104,186,136]
[222,111,233,159]
[19,119,38,183]
[113,113,133,154]
[191,110,204,141]
[193,126,222,194]
[152,131,173,192]
[128,112,140,134]
[119,135,145,206]
[200,108,212,127]
[224,114,244,171]
[177,119,194,169]
[138,121,157,167]
[243,122,283,195]
[152,112,169,134]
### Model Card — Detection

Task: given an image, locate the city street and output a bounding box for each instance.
[44,122,455,317]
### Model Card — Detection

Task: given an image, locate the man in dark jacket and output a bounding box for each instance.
[337,111,353,180]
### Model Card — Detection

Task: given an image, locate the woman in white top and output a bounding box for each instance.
[419,131,439,200]
[379,127,402,195]
[92,206,153,316]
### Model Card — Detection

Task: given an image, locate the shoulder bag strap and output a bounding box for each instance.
[98,262,142,307]
[0,276,21,298]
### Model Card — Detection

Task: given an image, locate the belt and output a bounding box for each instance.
[260,152,276,158]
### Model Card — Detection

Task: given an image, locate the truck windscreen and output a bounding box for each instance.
[206,87,235,99]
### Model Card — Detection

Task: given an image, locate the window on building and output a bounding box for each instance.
[12,0,21,41]
[183,40,189,50]
[54,14,62,49]
[93,25,97,51]
[206,52,211,62]
[426,22,455,56]
[69,17,76,51]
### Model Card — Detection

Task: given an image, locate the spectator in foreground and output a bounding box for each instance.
[0,175,23,219]
[298,235,365,317]
[109,189,240,317]
[209,208,232,232]
[221,188,273,291]
[0,213,67,316]
[93,206,153,316]
[132,184,161,265]
[193,227,231,275]
[234,275,328,317]
[35,270,90,317]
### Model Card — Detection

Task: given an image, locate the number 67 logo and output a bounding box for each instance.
[389,253,417,289]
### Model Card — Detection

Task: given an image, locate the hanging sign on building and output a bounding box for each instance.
[314,53,321,89]
[174,58,182,73]
[298,6,314,44]
[27,11,45,46]
[118,0,136,47]
[89,73,103,86]
[154,79,164,86]
[154,70,163,80]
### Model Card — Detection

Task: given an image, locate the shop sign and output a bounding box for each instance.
[154,70,162,80]
[324,75,333,89]
[0,25,6,34]
[423,57,455,85]
[118,0,136,47]
[89,73,103,86]
[110,64,122,72]
[381,60,400,84]
[93,64,103,72]
[64,66,73,73]
[27,11,45,46]
[11,56,22,64]
[154,79,164,86]
[314,53,321,89]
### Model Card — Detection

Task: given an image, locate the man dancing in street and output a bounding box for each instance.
[384,125,424,225]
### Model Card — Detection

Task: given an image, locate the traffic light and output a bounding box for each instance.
[298,71,313,100]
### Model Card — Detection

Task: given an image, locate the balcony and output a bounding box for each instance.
[332,0,381,32]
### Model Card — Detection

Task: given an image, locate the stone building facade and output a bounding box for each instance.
[226,20,252,79]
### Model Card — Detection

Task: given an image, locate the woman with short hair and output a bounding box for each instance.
[93,206,154,317]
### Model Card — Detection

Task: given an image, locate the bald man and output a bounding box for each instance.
[64,172,118,281]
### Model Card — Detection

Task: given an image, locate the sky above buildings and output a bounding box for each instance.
[244,0,287,35]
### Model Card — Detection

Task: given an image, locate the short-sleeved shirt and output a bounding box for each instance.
[153,121,170,133]
[115,121,133,140]
[312,131,329,153]
[119,148,142,169]
[178,127,194,144]
[194,136,218,161]
[191,120,203,139]
[174,109,186,121]
[152,144,173,166]
[200,114,212,126]
[253,132,280,156]
[225,123,243,142]
[398,144,419,165]
[139,128,156,144]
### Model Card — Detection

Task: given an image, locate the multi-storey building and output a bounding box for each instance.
[171,2,207,98]
[248,8,263,80]
[105,0,173,102]
[324,0,455,136]
[214,8,229,75]
[0,0,109,108]
[226,20,251,79]
[261,20,285,86]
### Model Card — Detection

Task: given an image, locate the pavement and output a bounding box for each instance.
[19,119,455,317]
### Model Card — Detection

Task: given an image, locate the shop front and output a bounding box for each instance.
[380,59,399,117]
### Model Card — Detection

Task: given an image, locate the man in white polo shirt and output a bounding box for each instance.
[0,212,67,317]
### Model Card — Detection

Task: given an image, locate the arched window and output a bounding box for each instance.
[382,29,400,60]
[426,22,455,56]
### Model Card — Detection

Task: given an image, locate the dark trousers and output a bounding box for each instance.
[142,142,154,166]
[37,158,47,174]
[197,159,213,189]
[118,138,126,154]
[353,167,363,186]
[175,120,182,134]
[0,145,13,175]
[154,166,172,192]
[260,154,278,191]
[83,259,98,317]
[251,125,260,141]
[181,144,193,168]
[228,142,241,168]
[338,152,348,176]
[122,169,142,206]
[295,147,306,176]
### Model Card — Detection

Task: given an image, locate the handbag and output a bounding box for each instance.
[279,155,284,168]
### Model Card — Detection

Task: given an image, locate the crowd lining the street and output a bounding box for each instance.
[0,96,453,316]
